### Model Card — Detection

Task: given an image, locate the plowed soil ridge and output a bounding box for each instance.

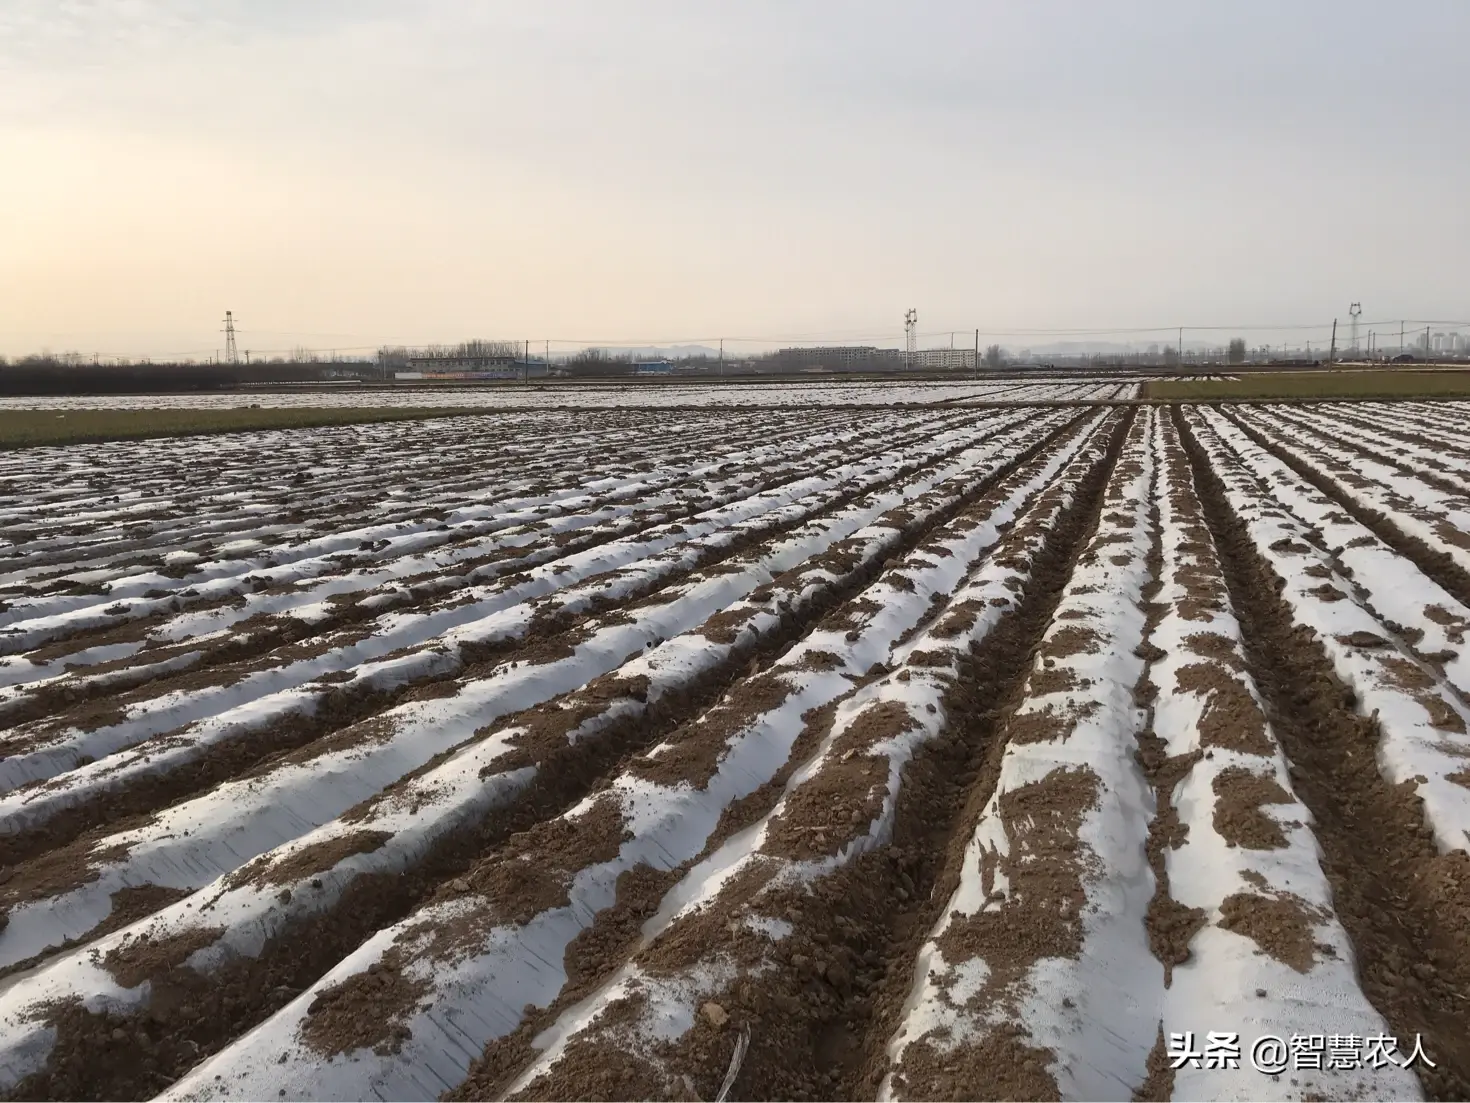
[1227,409,1470,609]
[474,415,1134,1102]
[0,410,1097,1101]
[6,400,1470,1102]
[1177,404,1470,1101]
[0,412,1033,868]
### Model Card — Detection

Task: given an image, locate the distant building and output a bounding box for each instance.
[776,345,900,367]
[633,360,673,376]
[398,354,520,381]
[407,354,516,371]
[911,348,977,370]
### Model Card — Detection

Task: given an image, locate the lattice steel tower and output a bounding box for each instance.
[1349,302,1362,355]
[904,308,918,369]
[223,311,239,365]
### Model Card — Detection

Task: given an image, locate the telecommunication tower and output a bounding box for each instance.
[904,308,918,369]
[1348,302,1362,355]
[223,311,239,365]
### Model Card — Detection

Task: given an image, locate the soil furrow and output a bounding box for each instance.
[478,413,1136,1102]
[1223,409,1470,611]
[0,416,1100,1101]
[0,410,921,653]
[1140,411,1416,1101]
[1177,404,1470,1101]
[0,414,1041,867]
[880,408,1159,1101]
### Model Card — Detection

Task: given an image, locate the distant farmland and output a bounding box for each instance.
[0,396,1468,1100]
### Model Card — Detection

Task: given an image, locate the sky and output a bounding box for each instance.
[1,0,1467,359]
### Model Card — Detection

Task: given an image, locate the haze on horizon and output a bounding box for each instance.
[2,0,1466,361]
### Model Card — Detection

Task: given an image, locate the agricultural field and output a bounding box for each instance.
[0,408,486,449]
[0,377,1142,414]
[1,400,1468,1101]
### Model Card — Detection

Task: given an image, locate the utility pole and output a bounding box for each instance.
[719,337,724,377]
[1328,318,1337,365]
[545,339,550,377]
[974,328,979,380]
[523,339,529,383]
[1178,326,1183,365]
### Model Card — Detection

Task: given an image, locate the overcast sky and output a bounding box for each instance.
[2,0,1466,358]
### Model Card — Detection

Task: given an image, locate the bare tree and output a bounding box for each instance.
[456,339,520,359]
[983,344,1003,369]
[1227,338,1247,364]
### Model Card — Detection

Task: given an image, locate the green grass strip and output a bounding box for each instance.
[1144,368,1470,401]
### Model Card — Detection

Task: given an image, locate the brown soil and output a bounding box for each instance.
[1377,657,1467,733]
[1179,404,1470,1100]
[0,669,432,871]
[300,952,429,1057]
[457,795,628,930]
[1173,662,1273,756]
[3,448,991,1095]
[101,884,191,933]
[762,701,916,861]
[1133,1026,1176,1103]
[1211,766,1291,849]
[1181,631,1244,669]
[625,670,799,788]
[1133,448,1207,988]
[929,597,986,638]
[508,991,670,1102]
[1040,624,1102,658]
[488,412,1129,1103]
[227,829,393,890]
[928,766,1100,1006]
[1217,891,1325,973]
[563,865,683,990]
[10,995,222,1102]
[890,1024,1062,1101]
[1424,603,1470,643]
[0,840,134,923]
[1028,663,1080,696]
[103,924,227,989]
[1006,702,1094,745]
[1225,411,1470,611]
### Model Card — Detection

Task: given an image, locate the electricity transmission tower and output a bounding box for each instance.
[904,309,918,370]
[1348,302,1362,356]
[222,311,239,365]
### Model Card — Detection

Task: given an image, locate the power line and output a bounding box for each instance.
[20,317,1470,364]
